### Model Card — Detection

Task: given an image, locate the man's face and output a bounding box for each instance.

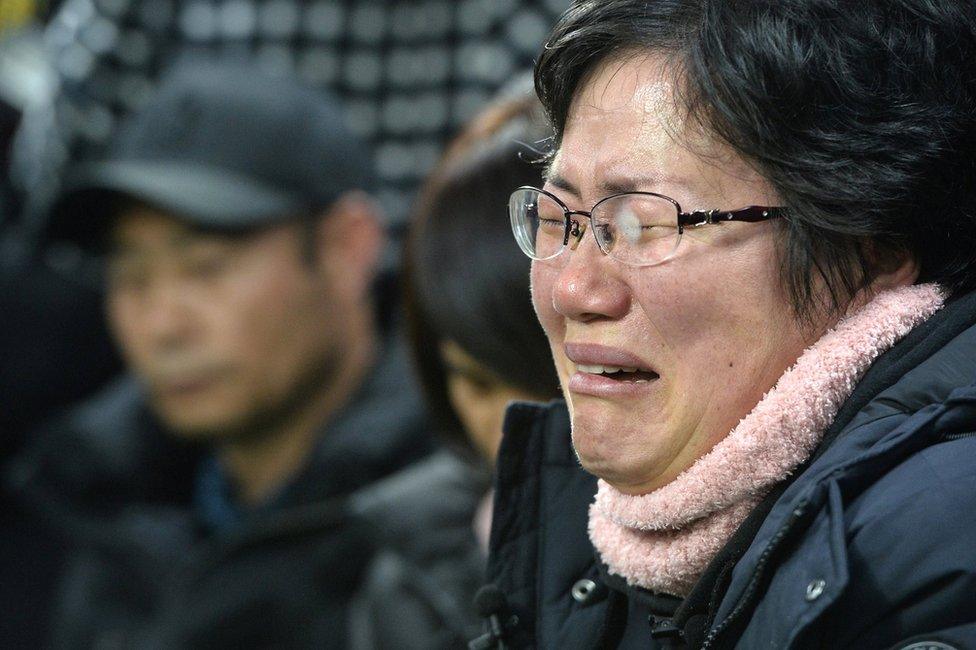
[105,204,345,440]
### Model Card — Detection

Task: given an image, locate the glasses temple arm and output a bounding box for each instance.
[678,206,785,227]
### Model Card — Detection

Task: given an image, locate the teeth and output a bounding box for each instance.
[577,364,638,375]
[577,364,605,374]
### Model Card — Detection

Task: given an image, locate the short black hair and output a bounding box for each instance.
[404,86,561,455]
[537,0,976,319]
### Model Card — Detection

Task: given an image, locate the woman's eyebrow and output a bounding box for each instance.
[545,172,692,198]
[599,173,691,195]
[544,173,579,197]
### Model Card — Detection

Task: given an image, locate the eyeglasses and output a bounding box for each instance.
[509,186,787,267]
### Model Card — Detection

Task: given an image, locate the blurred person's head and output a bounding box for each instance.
[405,85,561,462]
[102,193,380,443]
[46,61,383,495]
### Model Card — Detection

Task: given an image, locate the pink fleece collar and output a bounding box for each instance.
[589,284,945,596]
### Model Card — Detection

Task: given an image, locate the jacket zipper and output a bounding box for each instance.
[943,431,976,441]
[699,498,809,649]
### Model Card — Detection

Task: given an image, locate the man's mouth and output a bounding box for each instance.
[153,366,227,396]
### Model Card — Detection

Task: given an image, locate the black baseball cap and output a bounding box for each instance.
[46,58,375,249]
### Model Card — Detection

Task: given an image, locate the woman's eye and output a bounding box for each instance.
[641,224,677,236]
[452,369,496,395]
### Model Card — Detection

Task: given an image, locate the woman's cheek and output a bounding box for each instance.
[530,262,561,335]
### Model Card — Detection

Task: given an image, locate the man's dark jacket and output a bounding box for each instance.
[7,340,432,649]
[347,450,490,649]
[485,291,976,650]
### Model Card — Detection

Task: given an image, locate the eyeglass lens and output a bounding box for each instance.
[510,188,682,266]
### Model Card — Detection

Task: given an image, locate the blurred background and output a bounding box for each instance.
[4,0,569,237]
[0,1,569,646]
[0,0,569,424]
[0,0,572,458]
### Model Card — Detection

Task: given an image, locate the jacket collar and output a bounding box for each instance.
[704,288,976,648]
[488,400,605,649]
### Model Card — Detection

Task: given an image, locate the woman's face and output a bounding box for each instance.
[532,54,831,495]
[440,340,536,461]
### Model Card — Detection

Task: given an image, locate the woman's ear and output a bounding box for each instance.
[867,244,920,293]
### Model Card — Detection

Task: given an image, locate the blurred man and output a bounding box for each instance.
[7,60,432,649]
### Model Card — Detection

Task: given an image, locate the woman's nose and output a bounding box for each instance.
[551,233,630,322]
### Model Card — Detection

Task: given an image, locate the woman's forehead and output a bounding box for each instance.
[573,53,678,117]
[553,54,771,204]
[556,59,683,166]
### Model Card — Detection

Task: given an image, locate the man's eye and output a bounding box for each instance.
[185,255,229,278]
[106,262,147,289]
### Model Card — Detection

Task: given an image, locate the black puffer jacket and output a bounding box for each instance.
[485,290,976,650]
[7,340,432,649]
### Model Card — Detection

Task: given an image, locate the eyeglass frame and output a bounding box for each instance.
[510,185,788,267]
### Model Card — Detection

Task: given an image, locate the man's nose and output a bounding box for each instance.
[143,280,195,347]
[551,229,630,322]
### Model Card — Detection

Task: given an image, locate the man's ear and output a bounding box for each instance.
[313,191,385,300]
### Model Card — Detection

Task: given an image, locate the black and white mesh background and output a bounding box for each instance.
[13,0,571,245]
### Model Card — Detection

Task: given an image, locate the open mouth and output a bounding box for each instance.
[576,364,659,382]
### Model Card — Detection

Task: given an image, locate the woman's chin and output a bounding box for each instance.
[571,427,671,494]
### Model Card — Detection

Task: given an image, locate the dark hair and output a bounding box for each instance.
[404,86,561,455]
[536,0,976,318]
